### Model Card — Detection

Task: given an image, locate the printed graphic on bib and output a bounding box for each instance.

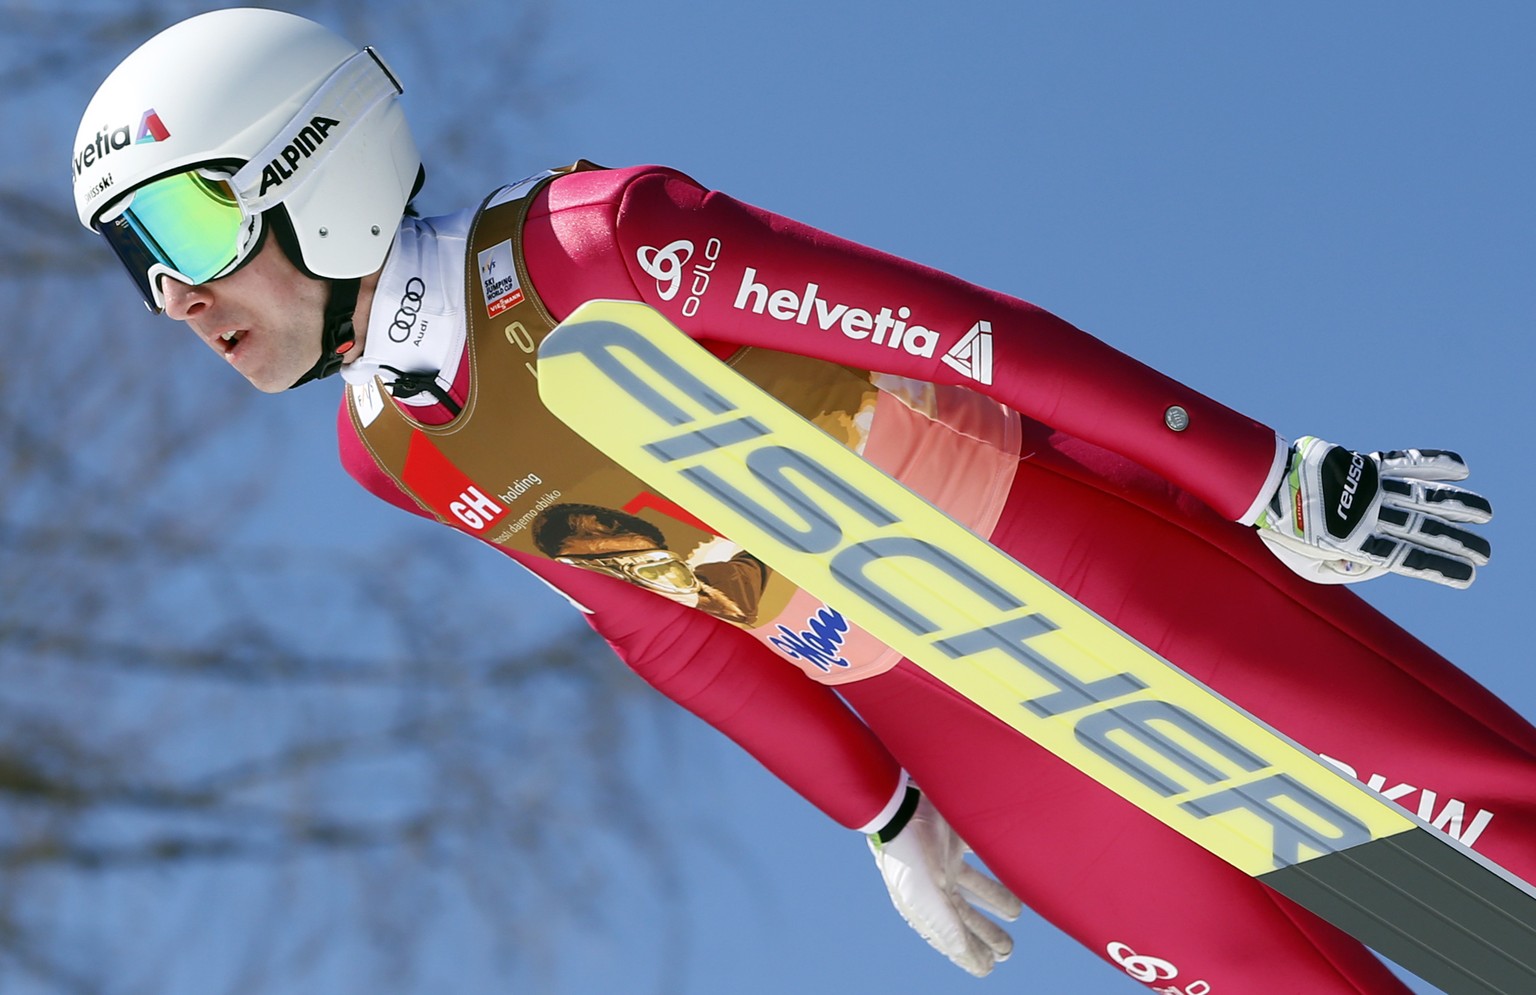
[534,502,769,626]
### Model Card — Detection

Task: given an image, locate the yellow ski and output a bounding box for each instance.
[538,299,1536,994]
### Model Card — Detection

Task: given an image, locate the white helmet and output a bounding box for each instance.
[73,7,421,299]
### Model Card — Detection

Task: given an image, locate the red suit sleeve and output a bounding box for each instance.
[513,556,904,828]
[523,165,1287,523]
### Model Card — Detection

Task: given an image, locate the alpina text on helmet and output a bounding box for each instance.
[257,115,340,196]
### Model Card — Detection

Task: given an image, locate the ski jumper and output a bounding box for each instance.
[338,164,1536,994]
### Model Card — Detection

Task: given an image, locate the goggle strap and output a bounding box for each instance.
[232,47,404,215]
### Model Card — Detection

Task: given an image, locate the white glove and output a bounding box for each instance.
[866,786,1023,977]
[1254,437,1492,588]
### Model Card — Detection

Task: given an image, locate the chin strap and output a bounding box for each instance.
[287,277,361,389]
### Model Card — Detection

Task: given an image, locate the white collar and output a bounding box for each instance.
[341,208,475,404]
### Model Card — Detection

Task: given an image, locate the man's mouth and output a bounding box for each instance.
[218,329,246,353]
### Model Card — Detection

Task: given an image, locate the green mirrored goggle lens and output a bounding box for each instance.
[96,169,256,309]
[122,171,244,283]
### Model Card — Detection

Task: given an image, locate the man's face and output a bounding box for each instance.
[160,236,329,393]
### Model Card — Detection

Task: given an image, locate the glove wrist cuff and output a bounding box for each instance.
[868,784,922,844]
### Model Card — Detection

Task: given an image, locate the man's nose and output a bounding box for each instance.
[160,275,211,320]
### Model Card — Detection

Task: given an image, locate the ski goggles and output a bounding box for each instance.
[556,548,702,601]
[94,166,263,313]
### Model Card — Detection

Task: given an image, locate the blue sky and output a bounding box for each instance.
[39,2,1536,993]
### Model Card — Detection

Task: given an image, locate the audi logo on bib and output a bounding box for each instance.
[390,277,426,343]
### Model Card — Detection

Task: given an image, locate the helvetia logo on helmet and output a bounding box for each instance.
[256,115,341,196]
[72,109,171,177]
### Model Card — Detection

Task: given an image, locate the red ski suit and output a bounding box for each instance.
[340,165,1536,993]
